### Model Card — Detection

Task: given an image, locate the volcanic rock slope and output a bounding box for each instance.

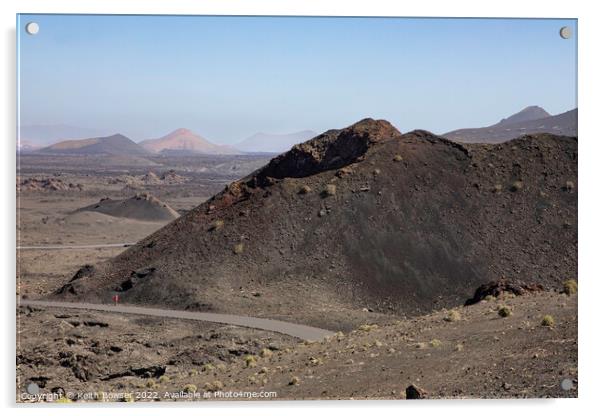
[56,119,577,326]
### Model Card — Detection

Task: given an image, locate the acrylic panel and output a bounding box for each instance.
[16,14,577,403]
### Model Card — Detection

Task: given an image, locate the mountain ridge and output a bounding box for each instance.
[444,107,577,143]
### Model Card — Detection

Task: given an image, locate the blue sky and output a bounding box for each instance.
[17,15,577,144]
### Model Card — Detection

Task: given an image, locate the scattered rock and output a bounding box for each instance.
[465,279,544,306]
[83,320,109,328]
[69,265,95,283]
[17,177,84,192]
[405,384,428,399]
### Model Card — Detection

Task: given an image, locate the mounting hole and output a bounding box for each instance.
[559,26,572,39]
[560,378,574,391]
[25,22,39,35]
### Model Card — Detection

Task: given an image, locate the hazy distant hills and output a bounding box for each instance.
[444,106,577,143]
[140,128,241,155]
[20,124,109,147]
[17,139,42,152]
[236,130,317,153]
[19,125,319,155]
[39,134,151,156]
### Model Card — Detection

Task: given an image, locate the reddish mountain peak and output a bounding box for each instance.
[169,128,196,137]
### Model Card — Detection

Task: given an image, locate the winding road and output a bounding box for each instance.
[18,299,335,342]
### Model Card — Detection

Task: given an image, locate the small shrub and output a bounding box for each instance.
[393,154,403,162]
[298,185,312,194]
[358,323,378,332]
[158,375,170,383]
[233,243,244,254]
[484,295,496,302]
[429,339,442,348]
[322,184,337,197]
[444,310,461,322]
[183,384,197,393]
[455,343,464,352]
[201,363,215,372]
[210,219,224,231]
[373,168,381,175]
[258,367,269,374]
[541,315,555,327]
[563,279,578,295]
[259,348,273,358]
[510,181,523,192]
[498,305,512,318]
[146,379,157,388]
[203,380,224,392]
[289,376,300,385]
[565,181,575,192]
[309,356,323,365]
[244,355,257,368]
[493,184,503,193]
[55,397,73,403]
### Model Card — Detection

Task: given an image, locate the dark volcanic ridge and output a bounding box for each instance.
[74,193,180,222]
[53,118,577,327]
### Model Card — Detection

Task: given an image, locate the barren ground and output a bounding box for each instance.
[16,150,577,402]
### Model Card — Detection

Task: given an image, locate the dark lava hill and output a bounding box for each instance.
[54,119,577,327]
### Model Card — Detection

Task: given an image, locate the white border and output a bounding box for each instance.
[3,1,601,415]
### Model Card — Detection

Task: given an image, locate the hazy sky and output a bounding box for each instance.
[18,15,577,144]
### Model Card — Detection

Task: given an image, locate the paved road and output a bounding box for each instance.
[19,299,335,342]
[16,243,135,250]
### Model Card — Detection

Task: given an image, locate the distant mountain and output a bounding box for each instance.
[140,128,240,155]
[497,106,550,126]
[236,130,317,153]
[39,134,150,156]
[19,124,108,146]
[17,139,42,152]
[444,107,577,143]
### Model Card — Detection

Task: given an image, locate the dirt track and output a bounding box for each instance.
[17,243,135,250]
[19,299,335,341]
